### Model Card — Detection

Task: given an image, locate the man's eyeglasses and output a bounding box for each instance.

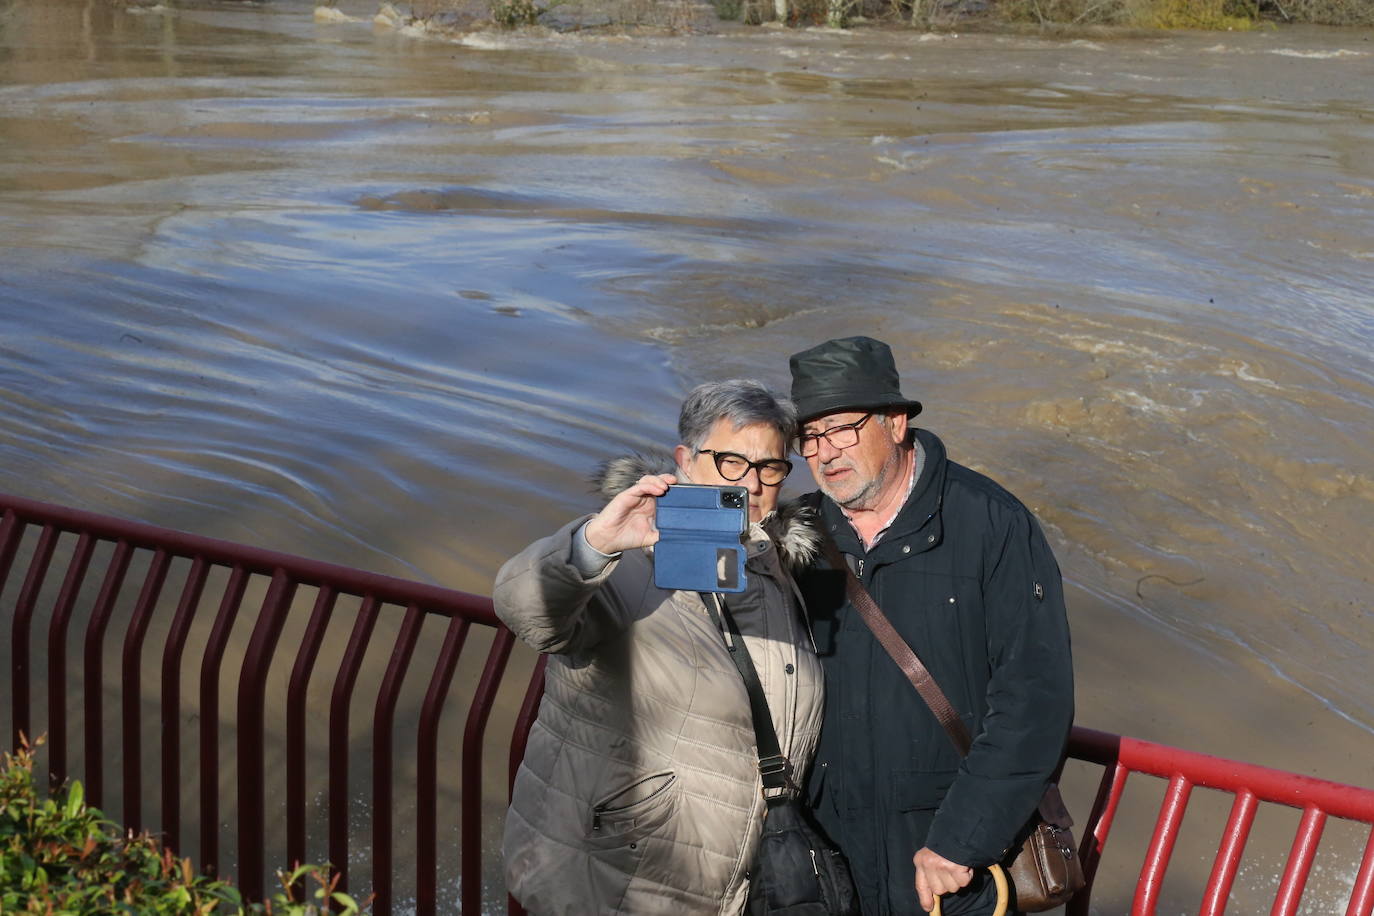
[697,449,793,487]
[795,413,874,458]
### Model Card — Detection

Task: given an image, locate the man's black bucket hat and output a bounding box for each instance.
[789,336,922,423]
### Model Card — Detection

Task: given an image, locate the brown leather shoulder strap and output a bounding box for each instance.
[820,536,973,756]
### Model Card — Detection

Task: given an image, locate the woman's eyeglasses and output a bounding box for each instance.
[696,449,793,487]
[794,413,874,458]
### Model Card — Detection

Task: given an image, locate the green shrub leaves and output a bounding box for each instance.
[0,738,367,915]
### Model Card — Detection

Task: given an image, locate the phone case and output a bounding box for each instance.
[653,484,748,593]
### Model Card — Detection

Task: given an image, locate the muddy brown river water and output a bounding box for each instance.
[1,0,1372,911]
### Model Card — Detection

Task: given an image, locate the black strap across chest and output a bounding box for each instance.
[700,593,793,799]
[819,536,973,754]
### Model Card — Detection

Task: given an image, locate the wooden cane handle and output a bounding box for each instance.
[931,862,1008,916]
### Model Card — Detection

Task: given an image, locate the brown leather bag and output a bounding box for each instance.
[820,539,1085,912]
[1003,784,1084,911]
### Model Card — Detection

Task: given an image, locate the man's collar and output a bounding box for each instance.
[882,428,945,540]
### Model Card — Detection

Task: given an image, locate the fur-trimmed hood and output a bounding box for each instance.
[593,451,822,571]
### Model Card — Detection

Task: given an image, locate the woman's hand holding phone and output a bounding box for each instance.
[584,474,677,554]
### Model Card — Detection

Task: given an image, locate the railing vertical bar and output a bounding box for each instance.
[287,586,339,874]
[1199,789,1258,916]
[1066,760,1131,916]
[329,595,382,900]
[120,547,172,834]
[507,656,545,916]
[200,565,250,877]
[0,509,24,601]
[159,557,209,855]
[82,539,133,809]
[46,532,95,786]
[1346,824,1374,916]
[236,568,299,901]
[415,616,472,916]
[462,628,516,916]
[0,508,24,746]
[1272,805,1327,916]
[372,603,427,916]
[508,655,547,797]
[11,523,58,750]
[1133,773,1193,916]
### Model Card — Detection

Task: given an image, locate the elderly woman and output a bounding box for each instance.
[495,379,824,915]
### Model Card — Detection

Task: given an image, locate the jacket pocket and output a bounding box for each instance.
[586,770,679,845]
[891,768,958,812]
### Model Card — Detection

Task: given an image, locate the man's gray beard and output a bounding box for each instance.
[823,473,881,510]
[821,447,904,511]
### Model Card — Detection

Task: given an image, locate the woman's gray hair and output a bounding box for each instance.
[677,379,797,451]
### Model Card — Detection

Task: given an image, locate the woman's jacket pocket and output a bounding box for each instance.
[586,770,679,846]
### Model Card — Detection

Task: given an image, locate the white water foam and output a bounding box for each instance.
[1269,48,1368,59]
[314,6,361,23]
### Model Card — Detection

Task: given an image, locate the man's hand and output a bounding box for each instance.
[583,474,676,555]
[913,847,973,912]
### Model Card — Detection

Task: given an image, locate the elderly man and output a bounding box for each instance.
[788,336,1074,916]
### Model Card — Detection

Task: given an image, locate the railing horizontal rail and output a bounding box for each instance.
[0,492,497,625]
[1069,726,1374,821]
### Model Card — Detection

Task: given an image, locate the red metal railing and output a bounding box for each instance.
[0,490,544,915]
[1065,725,1374,916]
[6,488,1374,915]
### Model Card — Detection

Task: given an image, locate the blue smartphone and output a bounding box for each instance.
[653,484,748,593]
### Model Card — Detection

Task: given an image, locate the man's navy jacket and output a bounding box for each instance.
[798,428,1075,916]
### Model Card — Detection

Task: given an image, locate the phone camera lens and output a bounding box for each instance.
[722,491,744,509]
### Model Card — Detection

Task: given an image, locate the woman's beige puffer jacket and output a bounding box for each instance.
[495,455,825,916]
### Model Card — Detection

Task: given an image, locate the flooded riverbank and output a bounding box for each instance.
[1,0,1371,910]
